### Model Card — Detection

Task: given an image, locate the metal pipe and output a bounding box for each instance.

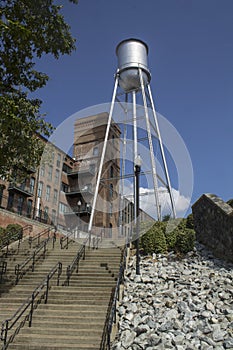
[147,84,176,218]
[88,74,119,233]
[135,164,140,275]
[139,67,161,221]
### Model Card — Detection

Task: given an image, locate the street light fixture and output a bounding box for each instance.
[134,155,142,275]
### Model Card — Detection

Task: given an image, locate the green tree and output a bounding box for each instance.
[0,0,78,180]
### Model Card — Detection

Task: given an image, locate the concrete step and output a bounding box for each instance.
[9,343,99,350]
[20,327,103,336]
[34,308,107,317]
[8,333,102,345]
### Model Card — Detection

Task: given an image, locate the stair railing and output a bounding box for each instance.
[100,246,127,350]
[28,227,55,248]
[1,262,62,350]
[15,237,50,284]
[0,261,7,282]
[64,233,91,286]
[60,230,75,249]
[91,233,102,250]
[0,224,32,257]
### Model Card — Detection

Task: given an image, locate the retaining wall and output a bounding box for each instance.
[192,193,233,263]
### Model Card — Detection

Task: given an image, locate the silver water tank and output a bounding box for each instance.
[116,38,151,92]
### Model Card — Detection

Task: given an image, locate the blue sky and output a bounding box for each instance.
[35,0,233,209]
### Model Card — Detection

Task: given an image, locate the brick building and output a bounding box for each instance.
[0,112,154,240]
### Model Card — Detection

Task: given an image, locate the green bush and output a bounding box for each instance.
[175,229,196,254]
[6,224,23,240]
[140,222,167,255]
[186,214,194,229]
[0,227,6,243]
[140,218,196,256]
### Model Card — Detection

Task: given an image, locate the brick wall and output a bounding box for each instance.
[192,193,233,263]
[0,208,52,236]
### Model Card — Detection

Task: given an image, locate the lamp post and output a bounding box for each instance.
[77,200,82,231]
[134,155,141,275]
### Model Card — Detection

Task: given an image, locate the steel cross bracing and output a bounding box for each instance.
[88,67,176,233]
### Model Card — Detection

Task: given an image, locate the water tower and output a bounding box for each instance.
[88,38,176,233]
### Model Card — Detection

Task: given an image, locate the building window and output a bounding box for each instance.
[48,166,53,181]
[109,223,112,238]
[112,134,115,146]
[51,209,56,225]
[61,182,69,193]
[40,165,45,177]
[38,181,43,198]
[17,197,24,215]
[109,183,113,199]
[110,166,114,178]
[59,202,67,213]
[57,153,61,168]
[44,207,49,222]
[93,147,98,156]
[27,200,32,217]
[55,169,60,184]
[109,202,113,217]
[53,189,58,204]
[89,164,95,174]
[7,193,14,209]
[46,185,51,201]
[30,177,35,194]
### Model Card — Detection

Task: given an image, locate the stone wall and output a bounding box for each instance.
[192,193,233,263]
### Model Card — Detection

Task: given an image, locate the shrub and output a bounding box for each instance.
[175,229,196,254]
[0,227,6,243]
[186,214,194,229]
[140,222,167,255]
[6,224,23,241]
[140,218,196,256]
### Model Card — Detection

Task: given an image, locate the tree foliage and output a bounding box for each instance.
[0,0,78,180]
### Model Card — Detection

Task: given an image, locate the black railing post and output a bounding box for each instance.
[43,241,46,259]
[83,245,85,260]
[15,264,19,284]
[32,252,35,272]
[45,275,49,304]
[2,319,8,348]
[52,231,56,249]
[57,262,62,286]
[66,265,71,286]
[29,236,32,249]
[29,293,34,327]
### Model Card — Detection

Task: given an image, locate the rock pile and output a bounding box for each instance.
[111,243,233,350]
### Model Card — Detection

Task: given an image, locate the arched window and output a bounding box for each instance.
[109,223,112,238]
[110,166,114,178]
[109,184,113,199]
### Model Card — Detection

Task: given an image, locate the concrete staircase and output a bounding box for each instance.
[0,235,123,350]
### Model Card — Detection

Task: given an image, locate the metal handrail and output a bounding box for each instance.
[100,247,127,350]
[0,261,7,282]
[64,233,90,286]
[92,236,101,250]
[0,224,32,257]
[60,231,75,249]
[1,262,62,350]
[15,238,50,284]
[28,227,54,248]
